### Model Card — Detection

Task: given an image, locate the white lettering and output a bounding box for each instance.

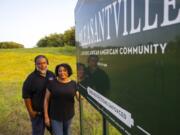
[105,4,112,40]
[143,0,158,31]
[160,43,167,54]
[123,0,128,36]
[113,0,122,37]
[94,15,100,42]
[130,0,141,34]
[90,18,95,43]
[161,0,180,26]
[153,44,159,54]
[78,0,179,47]
[144,45,150,54]
[98,9,105,41]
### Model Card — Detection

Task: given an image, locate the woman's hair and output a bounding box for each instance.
[55,63,73,77]
[77,63,86,70]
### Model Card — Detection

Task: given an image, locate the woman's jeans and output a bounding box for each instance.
[51,119,72,135]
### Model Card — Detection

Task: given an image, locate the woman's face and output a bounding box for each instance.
[58,66,69,80]
[78,66,85,79]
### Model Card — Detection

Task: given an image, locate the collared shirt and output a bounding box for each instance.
[22,69,55,112]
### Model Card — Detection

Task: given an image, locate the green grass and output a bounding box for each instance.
[0,46,76,55]
[0,47,121,135]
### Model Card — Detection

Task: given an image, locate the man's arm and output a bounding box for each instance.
[24,98,38,119]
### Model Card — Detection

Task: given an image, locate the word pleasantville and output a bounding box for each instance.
[78,0,180,46]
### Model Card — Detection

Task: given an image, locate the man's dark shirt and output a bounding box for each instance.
[47,80,77,121]
[86,67,110,96]
[22,70,55,112]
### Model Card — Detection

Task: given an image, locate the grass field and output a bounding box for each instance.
[0,47,121,135]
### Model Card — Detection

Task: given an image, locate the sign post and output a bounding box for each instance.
[103,116,109,135]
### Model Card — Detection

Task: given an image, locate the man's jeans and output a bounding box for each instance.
[31,115,45,135]
[51,119,72,135]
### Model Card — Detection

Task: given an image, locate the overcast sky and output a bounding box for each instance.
[0,0,78,48]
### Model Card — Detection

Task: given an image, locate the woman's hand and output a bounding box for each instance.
[44,89,51,127]
[45,117,51,127]
[76,91,83,101]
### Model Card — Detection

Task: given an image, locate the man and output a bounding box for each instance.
[22,55,55,135]
[86,55,110,96]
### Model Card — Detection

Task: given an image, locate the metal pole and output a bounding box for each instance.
[103,116,109,135]
[79,94,84,135]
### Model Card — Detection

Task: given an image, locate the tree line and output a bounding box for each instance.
[0,42,24,49]
[36,27,75,47]
[0,27,75,49]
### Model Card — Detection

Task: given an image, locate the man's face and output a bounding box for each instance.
[35,57,48,71]
[88,57,98,69]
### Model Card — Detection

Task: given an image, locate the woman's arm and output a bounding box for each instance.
[75,91,83,101]
[44,89,51,127]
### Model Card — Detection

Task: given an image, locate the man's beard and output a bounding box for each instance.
[36,67,47,76]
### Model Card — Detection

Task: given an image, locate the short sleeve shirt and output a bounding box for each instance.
[22,70,55,112]
[47,80,77,121]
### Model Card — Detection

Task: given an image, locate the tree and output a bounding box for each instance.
[0,42,24,49]
[36,27,75,47]
[36,33,64,47]
[63,27,75,46]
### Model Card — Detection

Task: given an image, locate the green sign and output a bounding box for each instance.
[75,0,180,135]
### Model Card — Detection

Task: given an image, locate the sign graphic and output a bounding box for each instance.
[75,0,180,135]
[87,87,134,128]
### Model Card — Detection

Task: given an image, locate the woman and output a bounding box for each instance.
[44,63,78,135]
[77,63,90,95]
[77,63,87,83]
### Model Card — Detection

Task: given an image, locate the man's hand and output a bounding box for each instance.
[24,98,38,119]
[29,110,38,119]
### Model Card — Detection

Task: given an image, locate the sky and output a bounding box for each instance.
[0,0,78,48]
